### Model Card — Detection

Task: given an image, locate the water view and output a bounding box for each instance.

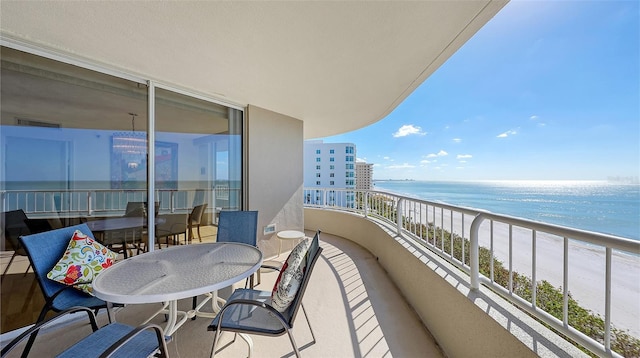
[373,180,640,241]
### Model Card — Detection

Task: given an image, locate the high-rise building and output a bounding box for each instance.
[304,140,356,207]
[355,162,374,190]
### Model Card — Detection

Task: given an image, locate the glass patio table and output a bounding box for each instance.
[92,242,263,335]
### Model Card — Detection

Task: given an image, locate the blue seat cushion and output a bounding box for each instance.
[57,322,160,358]
[208,289,292,336]
[50,287,110,312]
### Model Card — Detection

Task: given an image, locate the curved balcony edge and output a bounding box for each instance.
[304,207,588,358]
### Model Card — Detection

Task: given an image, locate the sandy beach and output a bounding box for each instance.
[408,205,640,337]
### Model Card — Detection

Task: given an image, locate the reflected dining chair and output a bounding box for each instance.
[192,210,258,317]
[155,213,188,249]
[187,203,208,243]
[1,209,52,279]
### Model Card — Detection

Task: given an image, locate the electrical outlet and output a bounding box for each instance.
[264,223,276,235]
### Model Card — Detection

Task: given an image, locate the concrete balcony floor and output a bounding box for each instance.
[1,227,444,357]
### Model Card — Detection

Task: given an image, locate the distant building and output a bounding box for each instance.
[355,162,374,190]
[304,140,356,207]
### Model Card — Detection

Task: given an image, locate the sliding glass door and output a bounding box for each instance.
[0,44,244,335]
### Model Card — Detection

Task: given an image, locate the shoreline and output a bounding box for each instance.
[413,207,640,337]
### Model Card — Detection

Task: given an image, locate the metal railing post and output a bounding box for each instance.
[363,191,368,218]
[469,213,483,291]
[396,198,403,235]
[170,191,175,213]
[605,247,612,351]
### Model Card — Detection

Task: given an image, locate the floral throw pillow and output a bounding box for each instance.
[47,230,117,295]
[271,237,311,312]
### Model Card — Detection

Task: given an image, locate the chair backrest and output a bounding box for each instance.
[19,223,96,300]
[124,201,159,217]
[216,211,258,246]
[2,210,52,253]
[124,202,146,217]
[2,209,30,251]
[156,213,188,237]
[189,203,208,225]
[286,230,322,326]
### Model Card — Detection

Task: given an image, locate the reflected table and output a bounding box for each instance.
[92,242,263,335]
[86,217,163,258]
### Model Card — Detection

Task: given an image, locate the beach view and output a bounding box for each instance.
[317,0,639,355]
[374,180,640,337]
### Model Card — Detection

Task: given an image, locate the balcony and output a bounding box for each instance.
[4,191,630,357]
[1,228,446,357]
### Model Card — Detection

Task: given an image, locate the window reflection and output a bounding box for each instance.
[0,44,244,335]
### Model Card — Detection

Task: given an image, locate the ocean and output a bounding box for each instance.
[373,180,640,241]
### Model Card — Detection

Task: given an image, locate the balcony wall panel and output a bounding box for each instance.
[247,105,303,257]
[304,207,586,358]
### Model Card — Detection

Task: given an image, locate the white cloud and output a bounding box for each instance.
[372,163,381,167]
[425,150,448,158]
[457,154,472,159]
[453,138,462,143]
[458,160,467,164]
[387,163,415,169]
[456,166,465,170]
[356,157,366,162]
[420,159,431,164]
[497,130,517,138]
[530,115,538,120]
[383,156,391,160]
[393,124,426,138]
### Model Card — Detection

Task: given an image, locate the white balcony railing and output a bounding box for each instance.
[1,187,240,218]
[303,187,640,358]
[2,186,638,356]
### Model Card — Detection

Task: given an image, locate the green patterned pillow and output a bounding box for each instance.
[47,230,118,295]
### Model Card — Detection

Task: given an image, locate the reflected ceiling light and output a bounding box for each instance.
[112,113,147,169]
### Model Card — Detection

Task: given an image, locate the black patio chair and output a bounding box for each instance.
[208,230,322,358]
[0,306,169,358]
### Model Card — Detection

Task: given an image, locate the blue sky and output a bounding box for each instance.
[321,0,639,181]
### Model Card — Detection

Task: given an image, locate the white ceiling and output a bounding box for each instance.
[0,1,507,139]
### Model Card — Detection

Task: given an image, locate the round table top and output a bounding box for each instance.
[92,243,262,304]
[276,230,306,240]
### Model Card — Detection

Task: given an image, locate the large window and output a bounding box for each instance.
[1,46,243,234]
[154,88,243,218]
[0,47,243,218]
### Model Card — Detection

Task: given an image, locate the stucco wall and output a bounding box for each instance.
[246,105,304,257]
[305,207,585,358]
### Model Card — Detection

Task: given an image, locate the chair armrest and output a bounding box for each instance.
[0,307,98,357]
[260,264,282,272]
[99,323,170,358]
